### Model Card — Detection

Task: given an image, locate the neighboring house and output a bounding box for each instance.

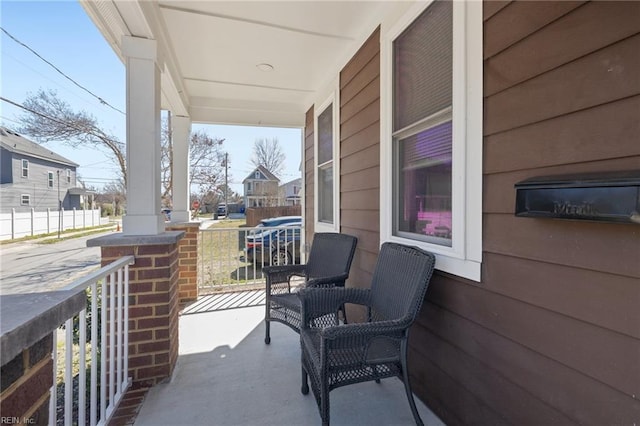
[279,177,301,206]
[0,127,93,213]
[242,165,280,207]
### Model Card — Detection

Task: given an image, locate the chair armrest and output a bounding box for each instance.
[305,273,349,288]
[299,287,370,328]
[262,264,306,276]
[320,316,412,340]
[263,264,307,293]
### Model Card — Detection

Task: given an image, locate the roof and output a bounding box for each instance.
[68,187,96,196]
[0,127,78,167]
[242,165,280,183]
[280,177,302,188]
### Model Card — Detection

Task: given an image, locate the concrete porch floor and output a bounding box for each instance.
[134,295,445,426]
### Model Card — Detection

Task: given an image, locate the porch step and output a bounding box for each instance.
[181,290,265,315]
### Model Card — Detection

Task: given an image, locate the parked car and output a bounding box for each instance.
[251,216,301,231]
[245,218,302,266]
[217,204,227,217]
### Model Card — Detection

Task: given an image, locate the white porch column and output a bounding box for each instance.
[171,115,192,223]
[121,36,164,235]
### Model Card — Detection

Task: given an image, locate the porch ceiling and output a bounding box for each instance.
[80,0,401,128]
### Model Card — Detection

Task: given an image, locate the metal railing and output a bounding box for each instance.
[52,255,135,426]
[199,225,303,292]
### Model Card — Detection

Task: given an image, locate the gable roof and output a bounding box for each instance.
[242,165,280,183]
[0,127,78,167]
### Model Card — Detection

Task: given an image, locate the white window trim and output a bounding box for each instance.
[66,169,71,183]
[22,159,29,178]
[380,0,483,281]
[21,194,30,206]
[47,171,54,188]
[314,81,340,233]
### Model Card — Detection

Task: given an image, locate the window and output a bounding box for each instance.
[247,182,252,192]
[317,102,333,224]
[21,194,30,206]
[255,171,260,179]
[393,0,453,247]
[48,171,54,188]
[22,159,29,178]
[66,169,71,183]
[382,0,482,281]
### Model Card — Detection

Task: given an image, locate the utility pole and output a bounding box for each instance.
[57,170,61,238]
[224,152,228,219]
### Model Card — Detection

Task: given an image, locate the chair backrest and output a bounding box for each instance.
[369,243,436,323]
[305,233,358,281]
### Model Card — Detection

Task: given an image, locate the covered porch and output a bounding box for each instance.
[133,297,444,425]
[3,1,637,425]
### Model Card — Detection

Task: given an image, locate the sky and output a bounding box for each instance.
[0,1,302,195]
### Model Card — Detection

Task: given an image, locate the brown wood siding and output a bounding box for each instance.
[339,27,381,302]
[411,3,640,425]
[304,107,314,245]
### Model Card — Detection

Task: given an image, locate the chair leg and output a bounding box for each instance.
[320,380,330,426]
[264,301,271,344]
[301,364,309,395]
[401,342,423,426]
[264,321,271,344]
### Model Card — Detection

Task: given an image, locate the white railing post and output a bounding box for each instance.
[30,208,35,236]
[78,309,87,426]
[11,208,15,240]
[123,263,129,386]
[50,329,57,425]
[64,318,73,426]
[108,271,116,419]
[116,267,123,398]
[90,281,98,426]
[47,208,51,234]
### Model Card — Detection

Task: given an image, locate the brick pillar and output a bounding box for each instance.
[0,334,53,425]
[90,232,184,390]
[166,223,200,306]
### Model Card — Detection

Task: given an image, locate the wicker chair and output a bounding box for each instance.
[299,242,436,426]
[263,232,357,344]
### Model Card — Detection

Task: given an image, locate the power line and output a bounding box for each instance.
[0,96,123,151]
[4,51,119,117]
[1,26,126,115]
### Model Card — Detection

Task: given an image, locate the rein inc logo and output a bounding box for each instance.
[1,418,35,425]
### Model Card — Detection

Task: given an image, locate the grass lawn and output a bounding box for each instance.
[198,219,266,292]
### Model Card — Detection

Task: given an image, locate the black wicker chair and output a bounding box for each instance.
[263,232,358,344]
[299,242,436,426]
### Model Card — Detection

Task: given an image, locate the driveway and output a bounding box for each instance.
[0,232,112,295]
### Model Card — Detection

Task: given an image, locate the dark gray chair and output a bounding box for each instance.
[263,232,358,344]
[299,242,436,426]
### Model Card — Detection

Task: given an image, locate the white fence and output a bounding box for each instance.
[0,208,108,241]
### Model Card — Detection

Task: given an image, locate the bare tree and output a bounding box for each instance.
[100,179,126,216]
[17,89,127,185]
[160,119,227,207]
[251,137,285,177]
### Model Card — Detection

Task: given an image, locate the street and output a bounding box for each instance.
[0,233,108,295]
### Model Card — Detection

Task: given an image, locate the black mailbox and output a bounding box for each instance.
[515,170,640,224]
